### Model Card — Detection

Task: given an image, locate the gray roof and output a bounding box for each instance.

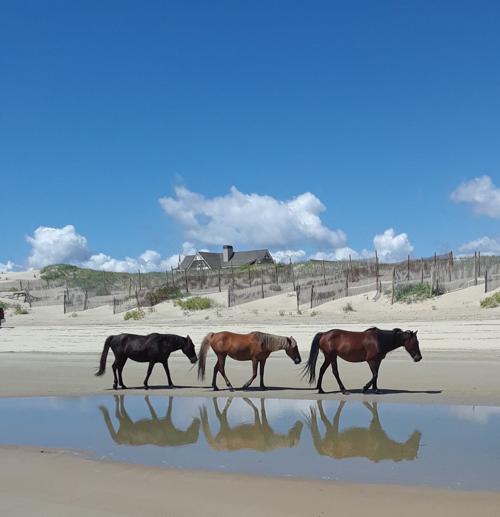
[179,249,273,270]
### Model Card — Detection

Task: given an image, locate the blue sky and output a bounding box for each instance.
[1,1,500,271]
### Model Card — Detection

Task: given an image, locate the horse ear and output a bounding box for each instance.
[414,330,418,336]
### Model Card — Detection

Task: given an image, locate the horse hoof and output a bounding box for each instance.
[120,385,127,389]
[342,390,351,395]
[318,390,325,395]
[213,387,219,391]
[113,385,118,390]
[144,385,149,390]
[362,387,369,393]
[373,389,381,395]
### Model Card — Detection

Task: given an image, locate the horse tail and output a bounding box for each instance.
[95,336,113,376]
[198,333,214,381]
[302,332,323,384]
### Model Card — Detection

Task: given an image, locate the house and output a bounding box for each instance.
[179,245,274,271]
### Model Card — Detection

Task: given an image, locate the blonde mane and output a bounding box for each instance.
[254,332,291,352]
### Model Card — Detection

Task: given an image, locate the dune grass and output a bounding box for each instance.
[175,297,214,311]
[480,292,500,309]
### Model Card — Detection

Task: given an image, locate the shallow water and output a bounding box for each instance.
[0,395,499,490]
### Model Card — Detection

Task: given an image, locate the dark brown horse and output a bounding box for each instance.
[198,331,301,391]
[303,327,421,394]
[306,400,421,462]
[95,333,197,389]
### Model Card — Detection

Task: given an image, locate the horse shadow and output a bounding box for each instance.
[305,400,422,462]
[98,395,200,447]
[199,397,303,452]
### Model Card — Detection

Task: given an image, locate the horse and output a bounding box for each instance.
[197,331,301,391]
[306,400,421,462]
[200,397,303,451]
[95,333,197,389]
[303,327,421,394]
[99,395,200,446]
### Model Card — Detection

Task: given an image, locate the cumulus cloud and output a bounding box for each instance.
[458,236,500,255]
[27,225,90,268]
[373,228,414,262]
[310,247,361,261]
[451,175,500,218]
[0,260,23,273]
[159,186,346,249]
[24,225,194,273]
[271,249,307,263]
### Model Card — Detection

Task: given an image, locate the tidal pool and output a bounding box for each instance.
[0,395,499,490]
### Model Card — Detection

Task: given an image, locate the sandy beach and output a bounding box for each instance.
[1,284,500,516]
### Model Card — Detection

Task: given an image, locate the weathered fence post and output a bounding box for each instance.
[184,270,189,294]
[261,269,264,299]
[474,251,478,286]
[138,270,142,291]
[345,272,349,297]
[231,265,235,289]
[485,269,488,293]
[113,297,117,315]
[391,267,395,305]
[375,250,379,292]
[296,285,300,313]
[275,263,279,285]
[349,254,353,278]
[322,260,326,286]
[63,292,67,314]
[421,258,424,284]
[290,258,296,292]
[310,285,314,309]
[228,286,231,308]
[218,268,221,292]
[83,290,88,311]
[171,266,176,288]
[478,251,481,277]
[407,255,410,281]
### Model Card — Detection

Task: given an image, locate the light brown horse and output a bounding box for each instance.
[198,331,301,391]
[200,397,303,451]
[303,327,421,394]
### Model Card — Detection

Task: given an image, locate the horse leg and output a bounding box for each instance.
[211,361,220,391]
[316,357,331,394]
[143,361,155,389]
[242,358,258,390]
[259,359,267,390]
[112,360,119,390]
[217,355,234,391]
[117,358,127,389]
[163,360,174,388]
[363,359,381,394]
[331,356,349,394]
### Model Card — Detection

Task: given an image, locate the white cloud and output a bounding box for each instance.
[458,236,500,255]
[24,225,194,273]
[271,249,307,263]
[0,260,23,273]
[450,405,500,425]
[451,175,500,218]
[310,247,361,261]
[27,225,90,268]
[373,228,414,262]
[159,186,347,249]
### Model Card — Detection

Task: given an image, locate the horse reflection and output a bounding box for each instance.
[200,398,303,452]
[99,395,200,447]
[306,401,421,462]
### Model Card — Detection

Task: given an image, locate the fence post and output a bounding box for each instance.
[407,255,410,281]
[296,285,300,313]
[84,290,88,311]
[171,266,176,288]
[322,261,326,286]
[391,267,395,304]
[474,251,478,286]
[228,286,231,308]
[290,258,296,291]
[485,269,488,293]
[478,251,481,277]
[275,263,279,285]
[218,268,221,292]
[349,254,353,278]
[261,269,264,299]
[231,265,235,289]
[63,292,67,314]
[310,285,314,309]
[113,297,117,315]
[345,272,349,297]
[184,270,189,294]
[421,258,424,284]
[375,250,379,292]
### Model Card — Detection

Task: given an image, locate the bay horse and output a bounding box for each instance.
[95,333,197,389]
[303,327,421,394]
[198,331,301,391]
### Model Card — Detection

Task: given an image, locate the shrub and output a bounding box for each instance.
[175,297,214,311]
[14,305,29,315]
[0,301,11,310]
[268,284,282,292]
[342,302,355,313]
[279,310,285,316]
[145,285,182,306]
[393,283,434,304]
[480,292,500,309]
[124,309,145,320]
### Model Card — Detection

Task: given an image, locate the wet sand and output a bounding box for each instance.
[0,446,499,517]
[0,350,499,405]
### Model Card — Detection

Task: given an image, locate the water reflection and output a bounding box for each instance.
[200,397,303,452]
[306,401,421,462]
[98,395,200,447]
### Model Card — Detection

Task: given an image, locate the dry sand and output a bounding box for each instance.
[1,283,500,516]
